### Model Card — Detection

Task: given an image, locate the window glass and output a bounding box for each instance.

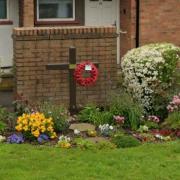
[38,0,74,19]
[0,0,7,19]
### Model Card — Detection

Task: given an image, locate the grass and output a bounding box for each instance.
[0,141,179,180]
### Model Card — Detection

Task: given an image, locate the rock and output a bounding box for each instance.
[69,123,96,132]
[86,137,109,144]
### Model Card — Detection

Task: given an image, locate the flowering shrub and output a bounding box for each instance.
[99,124,114,136]
[167,93,180,112]
[15,112,57,141]
[114,115,125,125]
[57,135,71,148]
[121,43,180,113]
[163,93,180,129]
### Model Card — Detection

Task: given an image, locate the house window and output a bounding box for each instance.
[0,0,8,19]
[37,0,75,21]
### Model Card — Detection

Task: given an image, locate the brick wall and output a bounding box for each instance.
[139,0,180,46]
[120,0,136,57]
[22,0,34,27]
[13,26,117,107]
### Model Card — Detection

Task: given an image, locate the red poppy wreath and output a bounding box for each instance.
[74,61,98,86]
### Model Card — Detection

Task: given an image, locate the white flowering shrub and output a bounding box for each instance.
[121,43,180,114]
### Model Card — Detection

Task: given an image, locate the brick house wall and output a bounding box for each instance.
[13,27,117,107]
[139,0,180,47]
[18,0,180,56]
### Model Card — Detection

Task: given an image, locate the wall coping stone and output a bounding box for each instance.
[13,26,117,41]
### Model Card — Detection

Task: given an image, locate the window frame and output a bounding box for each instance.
[36,0,76,22]
[0,0,9,21]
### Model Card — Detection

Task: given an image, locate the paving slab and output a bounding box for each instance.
[69,123,96,132]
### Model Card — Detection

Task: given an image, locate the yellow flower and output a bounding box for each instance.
[15,125,22,131]
[23,126,28,131]
[59,142,71,149]
[32,130,40,137]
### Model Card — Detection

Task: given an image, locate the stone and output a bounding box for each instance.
[69,123,96,132]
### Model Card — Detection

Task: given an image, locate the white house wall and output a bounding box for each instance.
[0,0,19,68]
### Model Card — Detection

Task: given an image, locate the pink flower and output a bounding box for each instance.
[114,115,125,125]
[148,115,160,123]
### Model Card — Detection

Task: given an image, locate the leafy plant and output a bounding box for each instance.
[0,106,16,131]
[0,121,6,133]
[96,141,116,150]
[78,105,113,125]
[109,91,143,130]
[121,43,180,113]
[39,102,69,132]
[112,134,141,148]
[74,137,95,150]
[78,104,97,122]
[163,111,180,129]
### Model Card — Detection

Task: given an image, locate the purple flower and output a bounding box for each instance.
[7,134,24,144]
[37,134,49,143]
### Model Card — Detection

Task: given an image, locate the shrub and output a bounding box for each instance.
[39,102,69,132]
[112,134,141,148]
[78,104,97,122]
[121,43,180,114]
[15,112,57,141]
[78,105,113,125]
[163,93,180,129]
[0,106,16,131]
[0,121,6,133]
[109,91,143,130]
[74,137,95,150]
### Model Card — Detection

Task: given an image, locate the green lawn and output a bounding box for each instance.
[0,141,179,180]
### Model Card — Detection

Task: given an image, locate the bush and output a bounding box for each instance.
[109,91,143,130]
[39,102,69,132]
[112,134,141,148]
[0,106,16,131]
[0,121,6,133]
[163,111,180,129]
[121,43,180,114]
[163,93,180,129]
[78,104,98,122]
[78,105,113,125]
[15,112,57,140]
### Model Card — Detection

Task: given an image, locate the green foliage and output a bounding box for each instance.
[163,111,180,129]
[74,138,95,150]
[96,141,116,150]
[39,102,69,132]
[143,121,159,129]
[0,106,16,131]
[78,105,113,125]
[109,91,143,130]
[121,43,180,114]
[159,49,179,83]
[78,104,98,122]
[112,134,141,148]
[13,99,31,116]
[0,121,6,133]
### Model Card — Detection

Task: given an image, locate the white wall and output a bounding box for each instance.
[0,0,19,67]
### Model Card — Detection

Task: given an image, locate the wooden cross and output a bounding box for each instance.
[46,46,98,114]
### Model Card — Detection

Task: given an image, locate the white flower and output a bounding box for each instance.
[74,129,80,135]
[109,126,113,130]
[0,135,6,142]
